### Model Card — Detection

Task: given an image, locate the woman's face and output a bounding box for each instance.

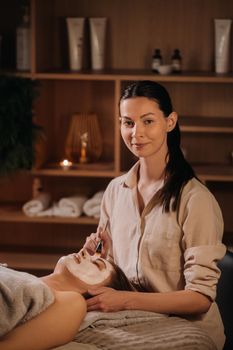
[55,249,114,289]
[120,97,176,160]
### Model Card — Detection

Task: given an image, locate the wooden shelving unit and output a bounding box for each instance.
[0,0,232,272]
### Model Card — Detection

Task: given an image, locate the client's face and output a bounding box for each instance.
[55,249,114,289]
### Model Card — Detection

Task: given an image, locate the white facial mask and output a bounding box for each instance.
[58,251,113,285]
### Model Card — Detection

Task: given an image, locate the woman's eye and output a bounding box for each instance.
[92,261,102,270]
[92,260,105,270]
[122,120,134,127]
[144,119,154,125]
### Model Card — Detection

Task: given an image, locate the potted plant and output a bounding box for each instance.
[0,74,41,175]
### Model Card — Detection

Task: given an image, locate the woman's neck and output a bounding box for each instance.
[40,273,85,294]
[136,155,166,212]
[138,153,166,184]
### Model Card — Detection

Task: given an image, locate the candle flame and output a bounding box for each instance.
[60,159,73,168]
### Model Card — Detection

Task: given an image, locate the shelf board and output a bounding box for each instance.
[0,252,59,271]
[180,115,233,133]
[115,70,233,83]
[32,162,117,178]
[0,204,99,225]
[194,165,233,182]
[180,125,233,133]
[8,69,233,83]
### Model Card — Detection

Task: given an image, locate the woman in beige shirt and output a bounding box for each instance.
[84,80,226,349]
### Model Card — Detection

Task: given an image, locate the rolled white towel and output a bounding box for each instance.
[22,193,51,217]
[57,195,88,217]
[36,203,59,217]
[83,191,104,218]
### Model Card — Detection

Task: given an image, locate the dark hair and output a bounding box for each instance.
[108,262,136,291]
[120,80,197,212]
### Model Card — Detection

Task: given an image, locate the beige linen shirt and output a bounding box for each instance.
[99,162,226,350]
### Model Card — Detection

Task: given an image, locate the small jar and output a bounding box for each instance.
[152,48,162,73]
[171,49,182,73]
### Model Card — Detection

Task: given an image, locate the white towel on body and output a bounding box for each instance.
[83,191,104,218]
[22,193,51,216]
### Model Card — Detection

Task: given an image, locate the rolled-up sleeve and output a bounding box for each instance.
[180,181,226,300]
[184,244,226,300]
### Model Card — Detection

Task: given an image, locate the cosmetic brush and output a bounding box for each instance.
[95,240,103,255]
[95,220,108,255]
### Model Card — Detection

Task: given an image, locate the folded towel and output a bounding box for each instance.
[22,193,51,216]
[0,266,54,337]
[57,195,88,217]
[36,203,60,217]
[83,191,104,218]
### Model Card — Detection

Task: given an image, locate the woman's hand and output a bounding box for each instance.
[82,227,110,258]
[82,232,99,255]
[86,287,129,312]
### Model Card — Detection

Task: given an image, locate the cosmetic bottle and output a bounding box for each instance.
[16,5,31,71]
[152,48,162,73]
[171,49,182,73]
[214,19,232,74]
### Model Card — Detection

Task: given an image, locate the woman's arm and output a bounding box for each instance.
[0,291,86,350]
[86,287,211,315]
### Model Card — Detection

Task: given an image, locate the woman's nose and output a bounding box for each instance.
[131,123,144,137]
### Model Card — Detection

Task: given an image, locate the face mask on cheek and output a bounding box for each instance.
[62,255,112,285]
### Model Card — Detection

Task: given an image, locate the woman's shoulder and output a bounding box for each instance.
[183,177,208,193]
[181,177,219,207]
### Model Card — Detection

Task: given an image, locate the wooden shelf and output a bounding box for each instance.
[179,116,233,133]
[194,165,233,182]
[181,126,233,133]
[0,204,99,225]
[32,162,117,178]
[11,70,233,84]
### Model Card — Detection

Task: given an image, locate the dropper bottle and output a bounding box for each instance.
[171,49,182,74]
[152,48,162,73]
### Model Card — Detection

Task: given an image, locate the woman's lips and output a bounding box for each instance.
[132,143,148,148]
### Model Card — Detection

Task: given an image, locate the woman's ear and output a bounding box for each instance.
[166,112,178,132]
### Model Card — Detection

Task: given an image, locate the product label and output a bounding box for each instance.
[172,59,181,72]
[152,58,161,70]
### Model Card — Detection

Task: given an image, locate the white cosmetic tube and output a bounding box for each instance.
[66,17,85,71]
[89,18,107,70]
[214,19,232,74]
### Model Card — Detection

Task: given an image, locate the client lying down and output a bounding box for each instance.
[0,249,134,350]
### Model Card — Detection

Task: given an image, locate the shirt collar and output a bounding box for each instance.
[121,161,140,189]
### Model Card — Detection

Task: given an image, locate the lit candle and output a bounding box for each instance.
[59,159,73,170]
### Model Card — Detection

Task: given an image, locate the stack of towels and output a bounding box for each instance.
[22,191,104,218]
